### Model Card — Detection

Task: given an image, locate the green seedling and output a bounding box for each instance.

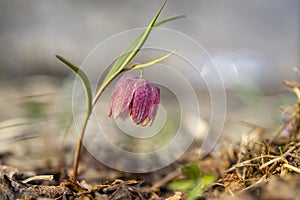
[168,162,216,200]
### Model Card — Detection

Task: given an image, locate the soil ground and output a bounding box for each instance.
[1,78,300,200]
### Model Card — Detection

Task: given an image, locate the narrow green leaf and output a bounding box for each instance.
[114,0,167,72]
[153,14,185,27]
[93,0,167,105]
[103,14,185,85]
[56,55,92,115]
[128,51,175,70]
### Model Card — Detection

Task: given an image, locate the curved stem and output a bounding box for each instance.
[72,70,120,180]
[72,111,90,180]
[139,69,143,78]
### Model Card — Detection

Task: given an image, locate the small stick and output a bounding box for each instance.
[259,145,298,170]
[224,155,276,173]
[22,175,54,184]
[236,175,267,195]
[283,163,300,174]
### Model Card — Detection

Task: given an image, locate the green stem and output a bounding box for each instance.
[72,111,90,180]
[73,71,119,179]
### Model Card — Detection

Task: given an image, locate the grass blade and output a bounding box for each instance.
[56,55,93,179]
[129,51,175,70]
[103,14,185,85]
[93,0,169,105]
[55,55,92,115]
[154,14,185,27]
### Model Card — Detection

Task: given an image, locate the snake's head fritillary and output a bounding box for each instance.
[108,74,160,126]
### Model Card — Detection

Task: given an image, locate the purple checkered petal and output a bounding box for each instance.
[148,83,160,124]
[131,79,153,125]
[139,83,160,126]
[108,73,160,126]
[108,74,136,119]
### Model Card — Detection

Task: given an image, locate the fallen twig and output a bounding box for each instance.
[21,175,54,184]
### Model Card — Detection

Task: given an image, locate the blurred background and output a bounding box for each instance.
[0,0,299,169]
[0,0,299,84]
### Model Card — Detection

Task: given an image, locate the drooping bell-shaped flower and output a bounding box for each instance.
[108,74,160,126]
